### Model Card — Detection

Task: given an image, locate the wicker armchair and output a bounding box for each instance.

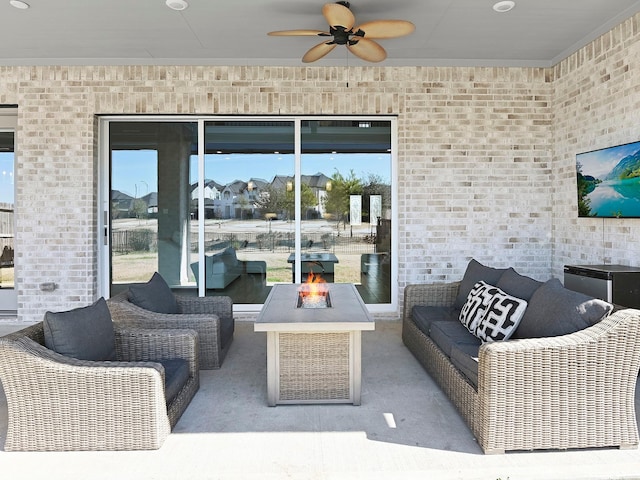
[0,322,199,451]
[108,291,234,370]
[402,281,640,454]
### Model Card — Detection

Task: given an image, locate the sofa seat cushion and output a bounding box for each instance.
[412,305,459,336]
[159,359,190,404]
[44,297,117,361]
[454,259,508,310]
[128,272,178,314]
[450,343,480,388]
[429,320,481,358]
[513,278,613,339]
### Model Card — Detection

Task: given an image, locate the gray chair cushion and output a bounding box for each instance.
[450,343,480,388]
[412,305,459,335]
[43,297,116,361]
[513,278,613,339]
[429,320,481,357]
[496,267,543,301]
[159,358,190,404]
[128,272,178,314]
[454,259,508,310]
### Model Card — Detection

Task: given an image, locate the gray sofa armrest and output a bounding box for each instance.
[477,308,640,453]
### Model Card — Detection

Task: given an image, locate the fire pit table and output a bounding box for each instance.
[254,283,375,406]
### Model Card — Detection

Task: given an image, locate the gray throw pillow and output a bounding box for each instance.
[43,297,116,361]
[128,272,178,314]
[513,278,613,339]
[496,267,542,301]
[454,259,508,310]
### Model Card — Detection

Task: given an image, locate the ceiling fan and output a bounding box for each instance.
[268,1,415,63]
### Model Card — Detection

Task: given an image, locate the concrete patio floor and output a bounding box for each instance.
[1,319,640,480]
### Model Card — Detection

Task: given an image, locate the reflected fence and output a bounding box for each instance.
[112,230,377,255]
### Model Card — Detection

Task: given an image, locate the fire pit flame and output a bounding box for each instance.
[297,271,331,308]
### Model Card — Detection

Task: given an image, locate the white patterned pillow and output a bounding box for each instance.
[475,286,528,342]
[459,281,496,334]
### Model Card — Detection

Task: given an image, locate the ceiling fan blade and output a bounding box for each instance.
[268,30,330,36]
[322,3,355,29]
[354,20,415,39]
[302,41,337,63]
[347,38,387,62]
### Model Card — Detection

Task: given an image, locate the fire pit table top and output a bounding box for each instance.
[254,283,375,332]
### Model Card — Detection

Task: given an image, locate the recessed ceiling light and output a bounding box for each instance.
[493,1,515,13]
[166,0,188,11]
[9,0,30,9]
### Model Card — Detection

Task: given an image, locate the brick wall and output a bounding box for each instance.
[0,12,638,322]
[552,14,640,277]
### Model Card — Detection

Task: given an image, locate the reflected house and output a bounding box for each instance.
[112,190,158,218]
[190,180,223,219]
[111,190,134,218]
[302,172,331,218]
[144,192,158,217]
[189,173,332,220]
[271,173,331,219]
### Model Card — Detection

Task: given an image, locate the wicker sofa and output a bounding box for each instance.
[190,246,266,290]
[0,321,199,451]
[402,261,640,454]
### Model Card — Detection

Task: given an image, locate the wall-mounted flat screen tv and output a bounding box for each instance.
[576,140,640,218]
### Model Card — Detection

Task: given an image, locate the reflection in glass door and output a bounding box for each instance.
[105,116,395,309]
[301,120,392,304]
[0,113,17,314]
[198,121,295,304]
[109,122,198,296]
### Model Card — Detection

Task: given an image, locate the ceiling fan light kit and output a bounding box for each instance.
[166,0,189,12]
[268,1,415,63]
[9,0,30,9]
[493,1,515,13]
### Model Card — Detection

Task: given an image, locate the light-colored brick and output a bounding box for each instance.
[0,14,639,322]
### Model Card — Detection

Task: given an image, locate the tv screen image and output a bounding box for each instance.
[576,140,640,218]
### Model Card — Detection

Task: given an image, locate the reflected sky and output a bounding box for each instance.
[0,153,14,204]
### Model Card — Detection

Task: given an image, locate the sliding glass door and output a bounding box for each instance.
[0,110,17,314]
[198,121,295,304]
[104,116,395,310]
[109,122,198,295]
[301,120,392,304]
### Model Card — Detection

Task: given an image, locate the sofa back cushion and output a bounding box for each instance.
[128,272,178,314]
[454,259,508,310]
[44,297,117,361]
[496,267,542,301]
[513,278,613,339]
[219,246,238,267]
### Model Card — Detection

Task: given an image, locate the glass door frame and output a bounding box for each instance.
[0,107,17,314]
[99,115,398,314]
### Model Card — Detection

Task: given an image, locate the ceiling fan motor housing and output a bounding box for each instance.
[267,1,414,63]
